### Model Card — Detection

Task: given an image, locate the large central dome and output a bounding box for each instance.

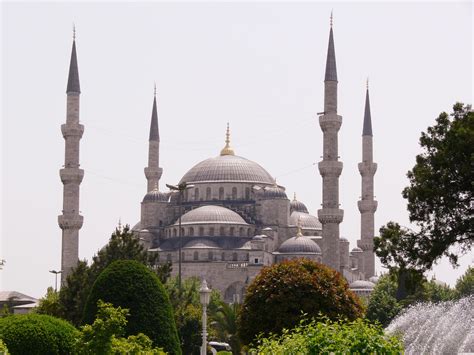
[179,154,274,184]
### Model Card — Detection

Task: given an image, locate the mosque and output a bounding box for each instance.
[59,20,378,301]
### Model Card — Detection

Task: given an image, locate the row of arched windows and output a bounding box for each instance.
[189,186,251,201]
[164,251,243,262]
[166,226,253,237]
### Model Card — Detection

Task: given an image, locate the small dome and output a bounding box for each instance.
[349,280,375,290]
[290,194,309,214]
[263,185,288,199]
[368,276,380,284]
[351,247,363,253]
[278,236,321,254]
[339,237,349,242]
[252,235,266,241]
[143,189,169,203]
[290,211,322,230]
[183,239,219,249]
[178,205,247,225]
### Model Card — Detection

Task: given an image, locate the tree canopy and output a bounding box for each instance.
[375,103,473,271]
[237,259,364,346]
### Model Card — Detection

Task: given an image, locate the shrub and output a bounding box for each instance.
[0,314,77,355]
[82,260,180,354]
[238,259,364,345]
[0,339,8,354]
[251,317,403,354]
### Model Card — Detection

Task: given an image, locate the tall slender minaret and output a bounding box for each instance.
[144,84,163,192]
[357,80,377,278]
[58,28,84,284]
[318,13,344,271]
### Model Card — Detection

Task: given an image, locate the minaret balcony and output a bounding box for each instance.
[144,167,163,180]
[58,214,84,230]
[319,113,342,132]
[318,161,343,177]
[60,168,84,184]
[357,239,374,250]
[357,200,378,213]
[317,208,344,224]
[61,123,84,138]
[358,162,377,175]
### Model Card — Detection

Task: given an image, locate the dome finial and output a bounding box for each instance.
[73,23,76,41]
[154,81,157,97]
[330,10,333,28]
[296,216,303,237]
[293,192,297,201]
[366,77,369,90]
[153,181,159,191]
[220,122,235,156]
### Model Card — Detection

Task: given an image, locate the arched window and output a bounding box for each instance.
[247,228,252,237]
[173,229,177,237]
[208,251,213,260]
[220,226,225,236]
[189,227,194,237]
[209,227,215,236]
[193,251,199,261]
[230,227,235,236]
[221,252,226,261]
[232,252,238,261]
[232,187,237,199]
[219,187,224,200]
[239,227,244,237]
[194,188,199,201]
[181,228,185,236]
[199,227,204,237]
[206,187,211,200]
[245,187,250,200]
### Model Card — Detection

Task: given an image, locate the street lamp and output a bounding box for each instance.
[49,270,62,292]
[199,279,211,355]
[166,182,194,294]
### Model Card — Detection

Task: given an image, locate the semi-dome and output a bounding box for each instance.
[289,211,322,230]
[278,236,321,254]
[262,185,288,199]
[351,247,363,253]
[349,280,375,290]
[179,155,274,184]
[142,189,169,203]
[290,194,309,214]
[177,205,247,225]
[183,239,219,249]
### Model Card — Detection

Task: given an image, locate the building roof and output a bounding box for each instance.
[349,280,375,290]
[177,205,248,225]
[289,211,322,230]
[149,93,159,141]
[324,27,338,82]
[179,154,274,184]
[66,40,80,94]
[262,185,288,199]
[0,291,37,305]
[183,239,219,249]
[278,236,321,254]
[363,88,373,136]
[143,188,169,203]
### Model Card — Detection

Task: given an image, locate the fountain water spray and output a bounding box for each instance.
[386,296,474,354]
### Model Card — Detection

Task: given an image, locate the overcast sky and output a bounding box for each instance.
[1,1,472,298]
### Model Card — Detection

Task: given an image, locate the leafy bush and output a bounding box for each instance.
[0,339,8,354]
[0,314,78,355]
[82,260,180,354]
[238,259,364,345]
[251,317,403,354]
[366,274,402,327]
[455,266,474,297]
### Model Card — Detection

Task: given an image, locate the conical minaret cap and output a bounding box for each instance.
[66,34,81,94]
[363,82,373,136]
[324,14,338,82]
[149,85,160,141]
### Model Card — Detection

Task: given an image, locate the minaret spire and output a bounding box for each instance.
[59,31,84,283]
[318,15,344,272]
[145,84,163,192]
[220,123,235,156]
[357,81,377,277]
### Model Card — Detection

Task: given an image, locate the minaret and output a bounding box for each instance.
[144,84,163,192]
[357,80,377,278]
[58,27,84,284]
[317,13,344,271]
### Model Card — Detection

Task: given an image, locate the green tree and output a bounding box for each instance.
[238,259,364,346]
[82,260,181,354]
[59,225,171,326]
[251,317,403,354]
[366,274,402,327]
[75,300,165,355]
[35,287,63,317]
[211,302,241,354]
[375,103,473,273]
[455,266,474,297]
[422,278,455,302]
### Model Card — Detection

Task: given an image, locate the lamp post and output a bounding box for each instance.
[166,182,194,294]
[199,279,211,355]
[49,270,62,292]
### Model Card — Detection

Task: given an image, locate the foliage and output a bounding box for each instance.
[82,260,181,354]
[0,339,8,354]
[455,266,474,297]
[165,276,222,355]
[366,274,402,327]
[422,279,455,302]
[59,225,171,326]
[212,302,241,355]
[251,317,403,354]
[35,287,63,317]
[0,313,78,355]
[238,259,364,345]
[75,300,165,355]
[375,103,473,272]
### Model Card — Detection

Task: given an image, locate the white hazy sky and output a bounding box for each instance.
[1,1,472,298]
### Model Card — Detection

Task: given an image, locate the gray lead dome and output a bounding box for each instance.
[179,155,274,184]
[278,236,321,254]
[178,205,248,225]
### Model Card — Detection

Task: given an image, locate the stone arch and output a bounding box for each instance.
[206,187,211,200]
[219,187,224,200]
[232,187,237,199]
[224,281,246,304]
